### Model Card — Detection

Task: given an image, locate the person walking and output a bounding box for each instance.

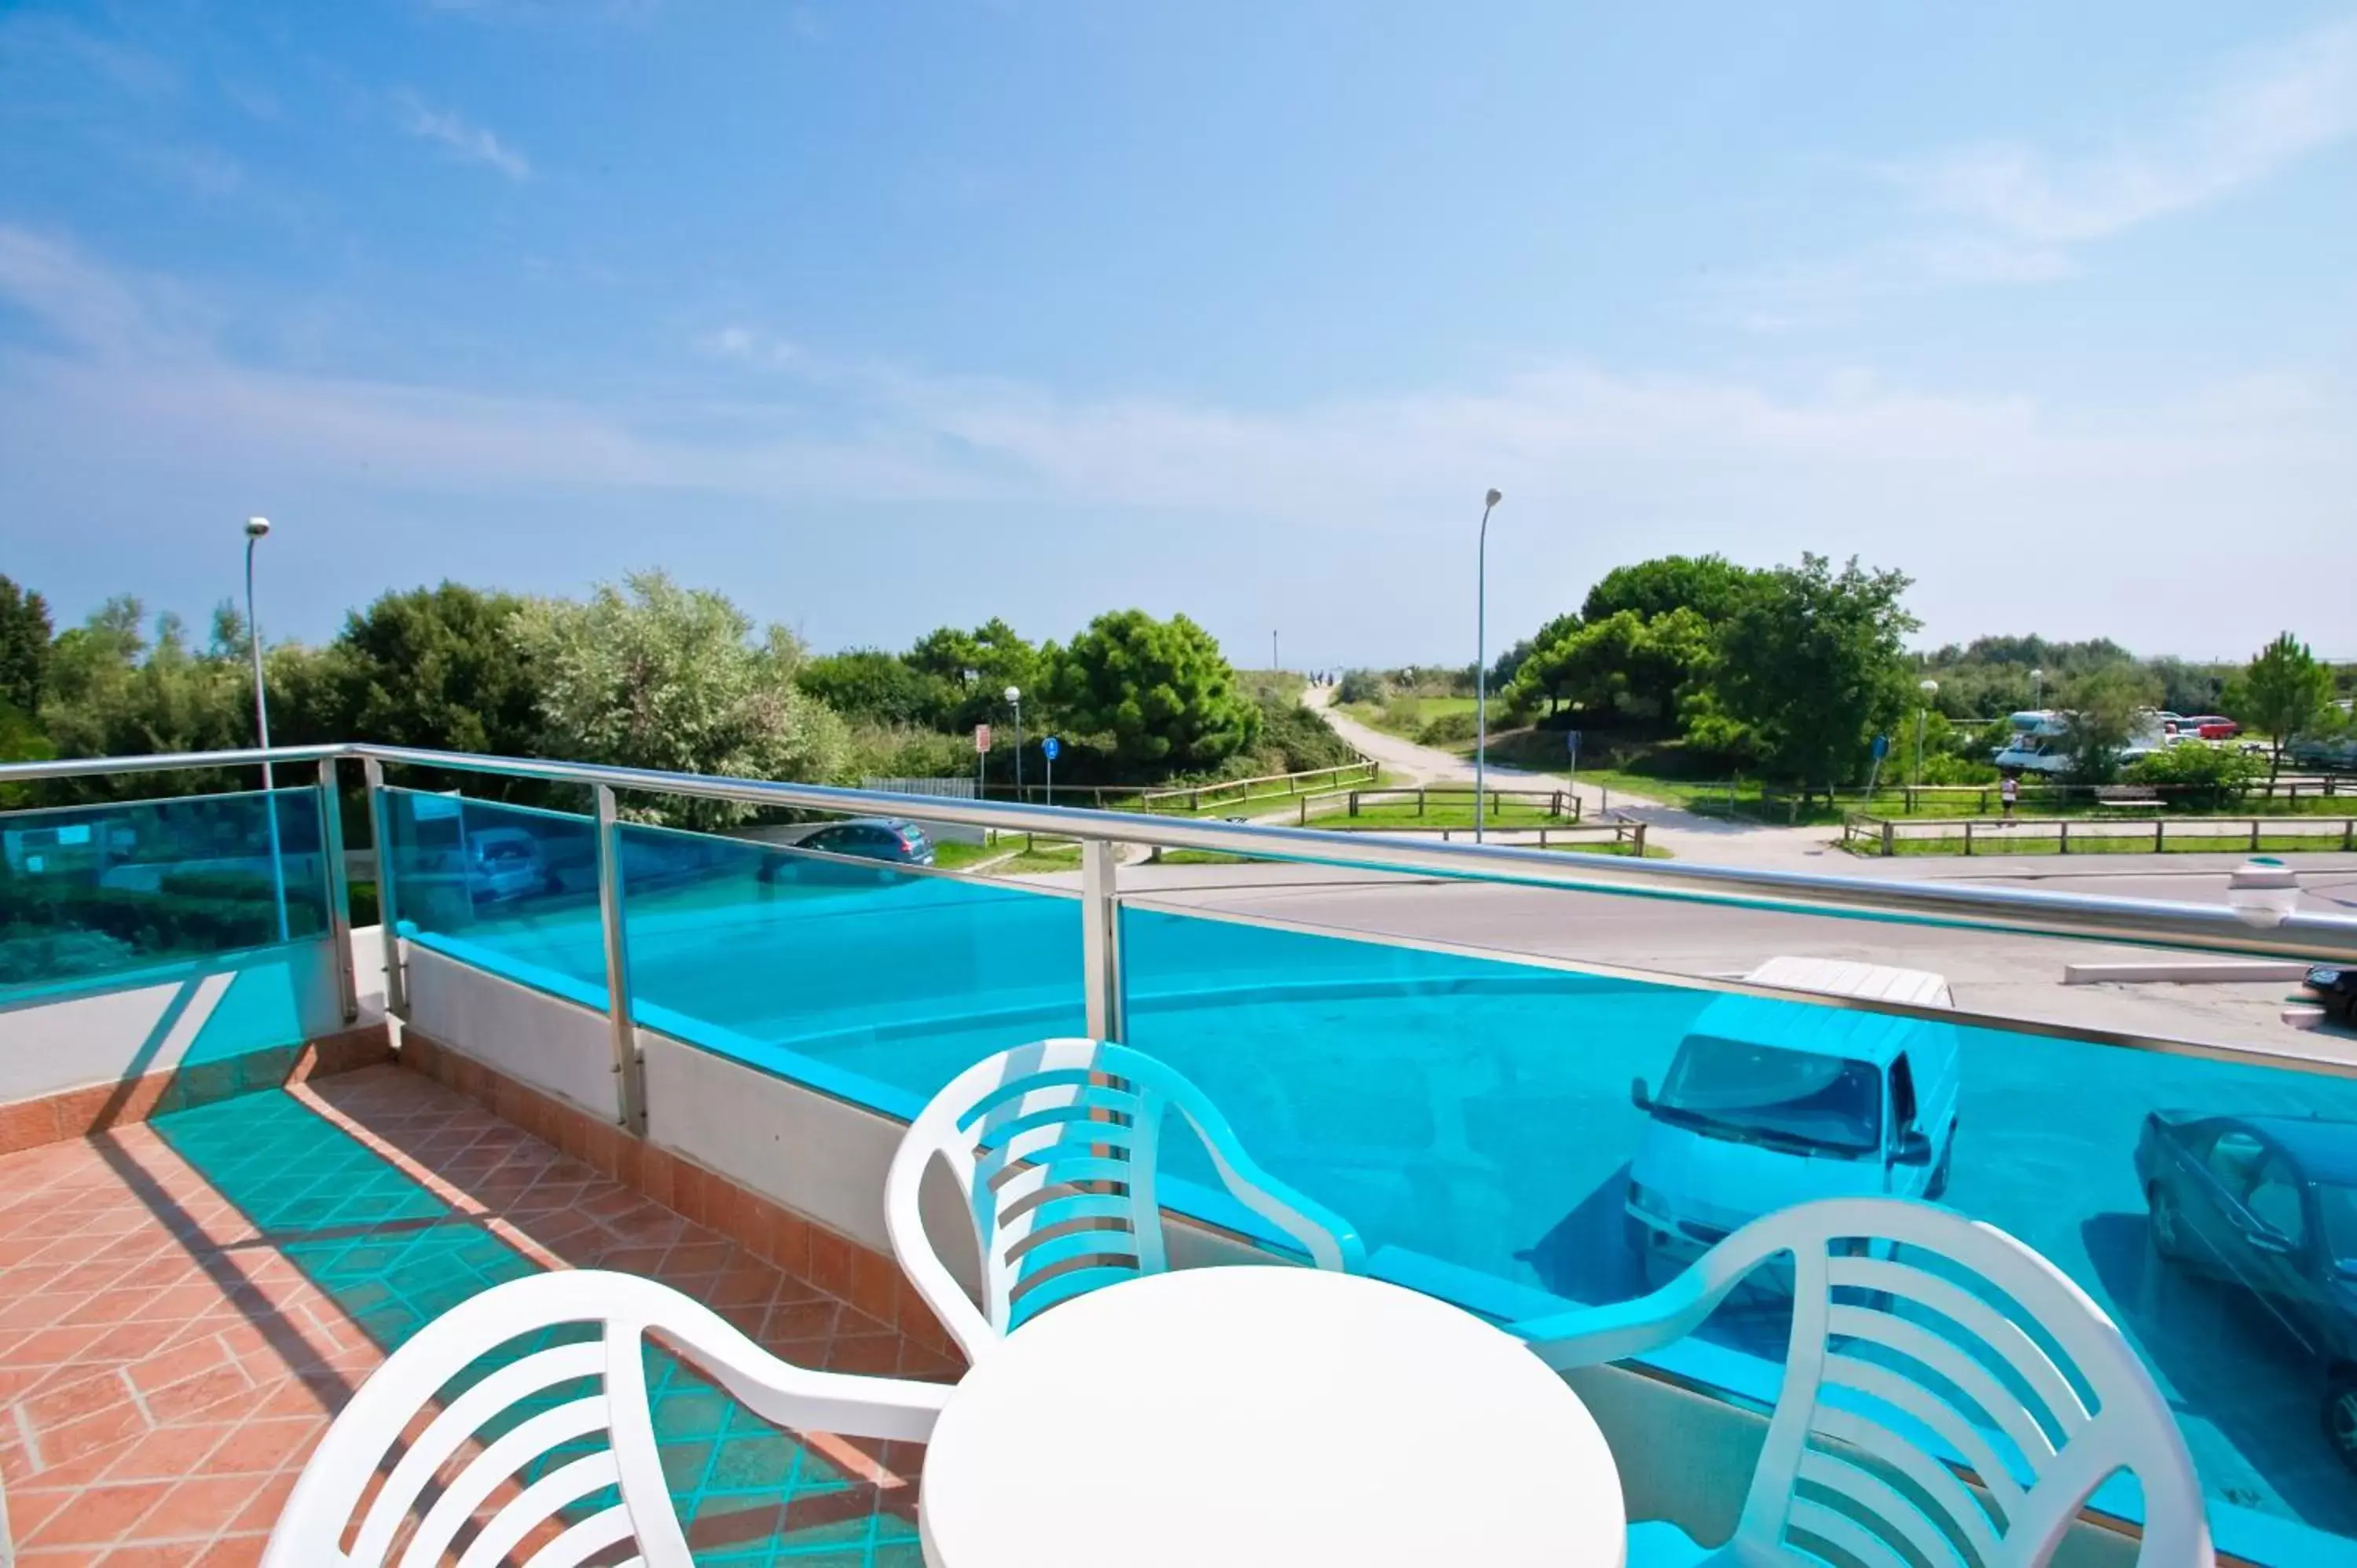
[2000,775,2019,820]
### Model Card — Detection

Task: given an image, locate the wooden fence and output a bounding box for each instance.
[1314,815,1646,853]
[1135,759,1380,813]
[1299,786,1581,825]
[1842,812,2357,857]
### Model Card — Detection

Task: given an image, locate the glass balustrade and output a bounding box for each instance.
[0,786,328,999]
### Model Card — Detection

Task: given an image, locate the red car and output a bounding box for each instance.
[2190,715,2240,740]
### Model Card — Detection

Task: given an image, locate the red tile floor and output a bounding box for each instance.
[0,1065,959,1565]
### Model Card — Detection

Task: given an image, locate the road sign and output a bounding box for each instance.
[973,724,992,753]
[1871,735,1890,760]
[1565,729,1582,757]
[1042,735,1061,761]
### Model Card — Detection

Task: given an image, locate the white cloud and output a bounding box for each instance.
[397,94,532,181]
[1891,19,2357,247]
[1723,15,2357,313]
[2,228,2351,652]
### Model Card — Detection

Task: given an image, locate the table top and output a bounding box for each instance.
[919,1266,1625,1568]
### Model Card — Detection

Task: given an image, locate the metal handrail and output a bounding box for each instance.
[5,742,2357,962]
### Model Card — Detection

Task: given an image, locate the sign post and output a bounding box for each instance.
[974,723,992,800]
[1865,733,1890,802]
[1042,735,1060,806]
[1564,728,1582,803]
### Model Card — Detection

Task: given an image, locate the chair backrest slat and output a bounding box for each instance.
[1795,1445,1974,1568]
[1746,1201,2207,1568]
[888,1039,1364,1362]
[352,1341,606,1566]
[266,1271,947,1568]
[449,1450,620,1568]
[398,1398,613,1568]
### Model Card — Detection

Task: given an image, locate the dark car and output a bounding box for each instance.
[2135,1110,2357,1467]
[797,818,936,866]
[2306,966,2357,1024]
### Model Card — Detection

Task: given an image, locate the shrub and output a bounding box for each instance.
[1416,711,1479,747]
[2128,742,2265,812]
[1335,669,1386,705]
[1255,698,1359,773]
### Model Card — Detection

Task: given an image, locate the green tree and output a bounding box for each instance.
[1506,611,1644,719]
[2055,665,2162,784]
[1581,555,1760,625]
[906,617,1043,731]
[2127,742,2265,812]
[40,599,247,760]
[797,649,948,728]
[1710,555,1917,805]
[0,574,53,717]
[2225,632,2336,786]
[1045,610,1259,771]
[324,584,543,756]
[508,570,849,825]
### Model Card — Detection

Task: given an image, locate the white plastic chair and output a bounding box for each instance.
[886,1038,1365,1363]
[1513,1197,2212,1568]
[263,1269,951,1568]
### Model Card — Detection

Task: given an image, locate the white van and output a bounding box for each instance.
[1626,958,1961,1265]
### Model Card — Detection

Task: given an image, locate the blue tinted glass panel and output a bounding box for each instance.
[379,789,607,1003]
[618,822,1085,1108]
[0,787,328,997]
[1116,901,2357,1551]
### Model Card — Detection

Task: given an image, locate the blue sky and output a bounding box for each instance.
[2,2,2352,667]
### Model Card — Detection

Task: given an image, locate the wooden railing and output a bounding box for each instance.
[1843,812,2357,857]
[1297,786,1580,824]
[1135,759,1380,814]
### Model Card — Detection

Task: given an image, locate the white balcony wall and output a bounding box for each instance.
[0,937,344,1106]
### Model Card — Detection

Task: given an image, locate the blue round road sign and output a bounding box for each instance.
[1042,736,1061,760]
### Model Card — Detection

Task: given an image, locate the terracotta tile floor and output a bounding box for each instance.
[0,1065,958,1566]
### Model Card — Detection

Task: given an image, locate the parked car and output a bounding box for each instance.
[796,818,937,866]
[1625,958,1960,1266]
[2289,734,2357,771]
[2135,1112,2357,1468]
[2307,965,2357,1024]
[466,827,551,902]
[2188,715,2241,740]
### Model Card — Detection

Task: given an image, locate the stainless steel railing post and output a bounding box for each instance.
[364,758,407,1018]
[595,785,648,1135]
[1081,839,1126,1042]
[317,757,358,1025]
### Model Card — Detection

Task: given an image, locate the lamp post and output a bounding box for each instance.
[2030,667,2044,710]
[1915,678,1940,789]
[1005,686,1024,802]
[244,518,288,941]
[1473,488,1503,844]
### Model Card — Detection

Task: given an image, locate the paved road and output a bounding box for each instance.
[1309,685,1888,869]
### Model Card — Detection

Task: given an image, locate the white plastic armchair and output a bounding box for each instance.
[885,1038,1365,1363]
[263,1269,951,1568]
[1514,1197,2212,1568]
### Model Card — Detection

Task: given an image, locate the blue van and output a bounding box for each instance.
[1625,959,1961,1265]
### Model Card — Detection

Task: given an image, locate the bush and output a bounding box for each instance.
[1335,669,1386,705]
[1416,711,1479,747]
[1919,753,1998,785]
[845,723,974,782]
[1255,698,1359,773]
[2128,743,2265,812]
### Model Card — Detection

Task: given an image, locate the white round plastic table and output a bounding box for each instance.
[918,1266,1625,1568]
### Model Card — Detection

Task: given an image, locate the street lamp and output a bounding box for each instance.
[1474,488,1503,844]
[2030,667,2044,709]
[244,518,288,941]
[1915,678,1939,788]
[1005,685,1024,800]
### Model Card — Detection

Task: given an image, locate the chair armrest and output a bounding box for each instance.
[1512,1222,1788,1369]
